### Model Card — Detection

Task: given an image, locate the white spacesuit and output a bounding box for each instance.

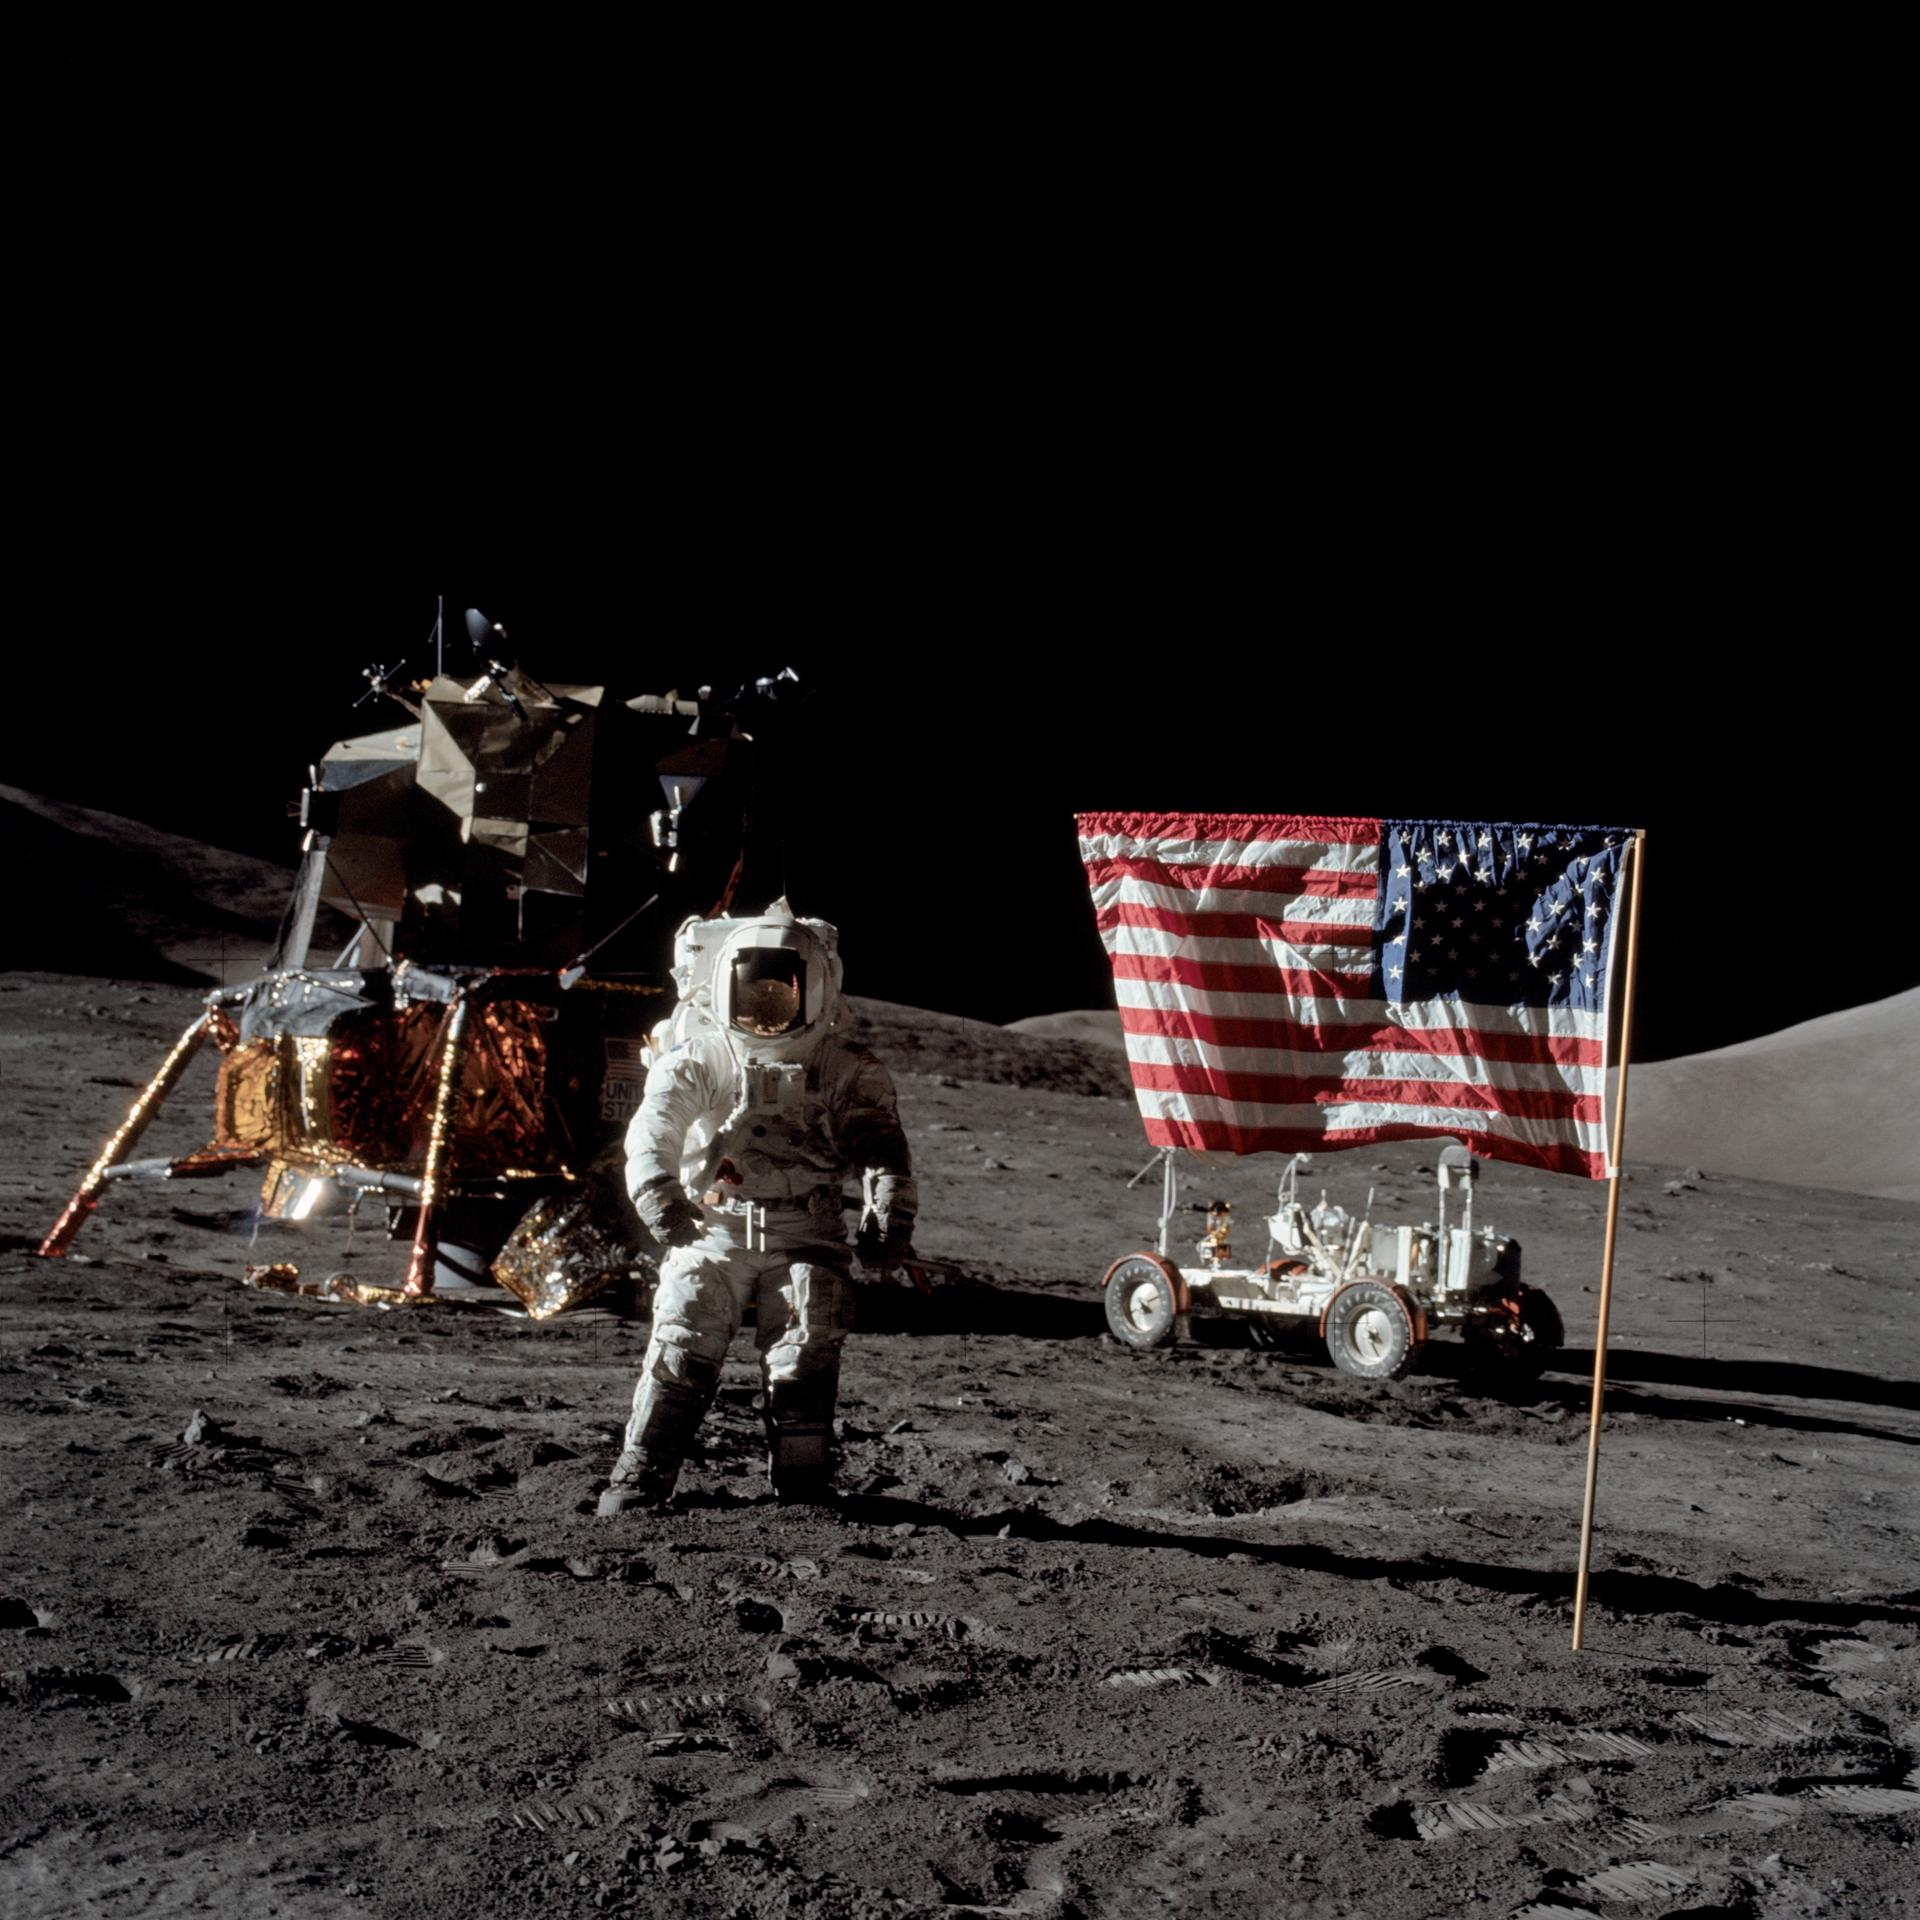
[599,901,917,1512]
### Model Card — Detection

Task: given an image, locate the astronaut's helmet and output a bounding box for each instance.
[674,899,842,1060]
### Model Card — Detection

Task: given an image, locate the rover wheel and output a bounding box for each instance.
[1517,1287,1564,1356]
[1102,1254,1180,1350]
[1465,1287,1564,1377]
[1324,1280,1417,1380]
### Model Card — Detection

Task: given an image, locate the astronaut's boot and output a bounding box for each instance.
[597,1379,708,1517]
[765,1366,840,1505]
[597,1454,678,1516]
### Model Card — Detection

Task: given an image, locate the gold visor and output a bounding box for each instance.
[733,976,803,1037]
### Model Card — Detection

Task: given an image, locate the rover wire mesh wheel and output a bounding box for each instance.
[1464,1286,1564,1378]
[1323,1280,1417,1380]
[1102,1253,1180,1350]
[1516,1286,1563,1359]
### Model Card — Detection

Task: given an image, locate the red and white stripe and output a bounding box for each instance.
[1078,811,1612,1180]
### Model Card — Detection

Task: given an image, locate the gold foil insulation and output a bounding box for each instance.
[241,1263,415,1308]
[42,979,612,1311]
[491,1179,653,1320]
[208,997,566,1180]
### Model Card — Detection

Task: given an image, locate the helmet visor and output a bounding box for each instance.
[731,951,805,1036]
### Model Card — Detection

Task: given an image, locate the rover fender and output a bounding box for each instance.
[1101,1248,1189,1315]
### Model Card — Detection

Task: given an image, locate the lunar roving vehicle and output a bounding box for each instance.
[1102,1143,1564,1378]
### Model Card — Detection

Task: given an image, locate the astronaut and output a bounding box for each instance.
[598,900,917,1513]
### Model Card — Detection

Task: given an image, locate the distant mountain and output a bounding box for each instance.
[1009,996,1920,1204]
[0,784,338,985]
[1619,988,1919,1203]
[849,998,1130,1100]
[1005,1010,1129,1053]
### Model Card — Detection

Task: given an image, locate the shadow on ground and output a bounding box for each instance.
[831,1491,1920,1630]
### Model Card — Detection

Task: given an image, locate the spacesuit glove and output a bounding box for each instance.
[635,1177,701,1249]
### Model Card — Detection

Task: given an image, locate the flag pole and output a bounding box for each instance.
[1571,828,1648,1651]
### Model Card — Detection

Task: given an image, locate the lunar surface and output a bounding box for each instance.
[2,816,1917,1916]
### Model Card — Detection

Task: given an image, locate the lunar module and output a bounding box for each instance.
[39,611,787,1316]
[1102,1144,1564,1377]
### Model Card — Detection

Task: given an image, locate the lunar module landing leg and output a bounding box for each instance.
[38,1012,224,1258]
[401,988,471,1299]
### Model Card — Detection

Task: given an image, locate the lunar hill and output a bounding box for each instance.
[1009,997,1920,1205]
[0,783,349,985]
[1617,988,1920,1204]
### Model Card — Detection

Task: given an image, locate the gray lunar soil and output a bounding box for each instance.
[3,973,1918,1920]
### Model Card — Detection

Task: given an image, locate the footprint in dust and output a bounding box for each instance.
[605,1689,741,1733]
[832,1605,981,1646]
[507,1795,610,1833]
[1789,1633,1895,1709]
[151,1437,279,1477]
[930,1770,1168,1912]
[1301,1668,1437,1698]
[365,1641,444,1673]
[419,1464,520,1502]
[718,1772,872,1836]
[1674,1706,1820,1747]
[745,1555,822,1585]
[1802,1779,1920,1814]
[928,1863,1056,1915]
[442,1533,526,1569]
[417,1470,480,1502]
[1447,1726,1656,1782]
[265,1474,327,1518]
[1802,1635,1888,1677]
[1405,1775,1661,1846]
[192,1633,288,1665]
[1278,1634,1458,1699]
[1103,1666,1224,1691]
[1579,1860,1698,1902]
[1713,1769,1920,1835]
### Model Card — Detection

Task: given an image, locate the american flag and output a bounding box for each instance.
[1077,812,1637,1180]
